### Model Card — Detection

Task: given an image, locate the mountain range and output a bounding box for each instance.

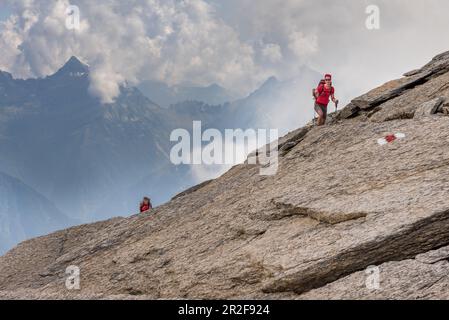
[137,80,237,108]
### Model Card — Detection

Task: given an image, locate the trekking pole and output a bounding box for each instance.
[312,97,317,126]
[312,86,320,126]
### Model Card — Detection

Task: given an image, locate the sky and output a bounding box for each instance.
[0,3,11,21]
[0,0,448,105]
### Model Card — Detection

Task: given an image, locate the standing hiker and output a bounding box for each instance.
[140,197,153,213]
[313,74,339,126]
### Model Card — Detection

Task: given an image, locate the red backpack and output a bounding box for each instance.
[317,81,334,96]
[313,80,326,97]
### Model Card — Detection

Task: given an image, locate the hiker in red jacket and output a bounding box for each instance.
[313,74,339,126]
[140,197,153,213]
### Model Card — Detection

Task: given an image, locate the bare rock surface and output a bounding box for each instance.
[2,51,449,299]
[414,97,445,118]
[301,245,449,300]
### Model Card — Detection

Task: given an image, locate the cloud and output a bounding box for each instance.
[1,0,449,104]
[288,31,318,58]
[261,43,283,63]
[0,0,268,103]
[207,0,449,105]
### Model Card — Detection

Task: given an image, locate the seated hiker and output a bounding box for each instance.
[313,74,339,126]
[140,197,153,213]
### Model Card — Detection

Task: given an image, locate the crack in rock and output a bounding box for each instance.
[414,97,445,118]
[270,200,368,225]
[416,245,449,264]
[278,127,311,156]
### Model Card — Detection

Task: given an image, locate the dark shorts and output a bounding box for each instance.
[314,102,328,118]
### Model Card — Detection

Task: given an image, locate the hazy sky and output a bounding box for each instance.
[0,4,11,21]
[0,0,448,104]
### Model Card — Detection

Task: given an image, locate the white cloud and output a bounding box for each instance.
[261,43,283,63]
[190,163,230,184]
[288,31,318,58]
[0,0,267,103]
[1,0,449,105]
[207,0,449,106]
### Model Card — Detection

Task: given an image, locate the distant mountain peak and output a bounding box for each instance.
[67,56,88,67]
[207,83,222,89]
[266,75,278,83]
[261,76,279,88]
[53,56,89,78]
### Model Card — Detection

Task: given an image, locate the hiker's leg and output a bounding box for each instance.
[322,107,328,125]
[320,116,326,126]
[315,114,322,126]
[314,104,324,126]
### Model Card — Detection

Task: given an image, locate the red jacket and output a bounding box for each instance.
[140,203,152,213]
[316,84,335,106]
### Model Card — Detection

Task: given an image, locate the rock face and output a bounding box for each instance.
[2,51,449,300]
[414,97,445,118]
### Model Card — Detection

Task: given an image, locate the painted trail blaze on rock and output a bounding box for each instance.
[377,133,406,145]
[385,134,397,143]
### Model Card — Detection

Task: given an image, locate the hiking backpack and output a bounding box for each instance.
[316,80,334,96]
[314,79,334,98]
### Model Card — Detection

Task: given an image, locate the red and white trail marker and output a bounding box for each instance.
[377,133,406,146]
